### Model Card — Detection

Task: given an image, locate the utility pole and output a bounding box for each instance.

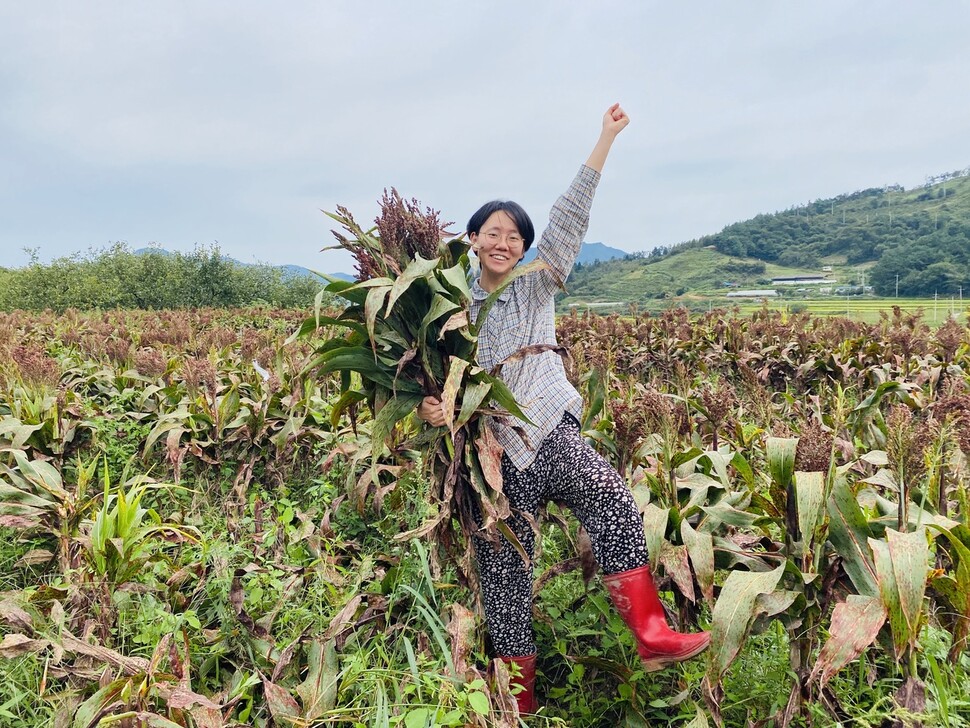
[895,274,899,298]
[935,291,938,322]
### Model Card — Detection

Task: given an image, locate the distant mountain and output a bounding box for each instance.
[523,241,628,266]
[562,168,970,304]
[280,264,328,281]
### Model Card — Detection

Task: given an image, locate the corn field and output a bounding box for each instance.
[1,304,970,727]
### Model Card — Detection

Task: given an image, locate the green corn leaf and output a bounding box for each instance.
[386,254,440,317]
[313,348,421,392]
[0,419,43,450]
[795,470,826,556]
[708,564,786,680]
[581,368,606,430]
[370,393,424,464]
[293,313,366,340]
[216,385,241,428]
[330,390,368,429]
[325,276,393,307]
[730,451,755,488]
[364,284,392,346]
[641,502,669,573]
[927,525,970,618]
[419,293,462,342]
[495,519,531,570]
[766,437,798,488]
[296,639,339,719]
[684,707,710,728]
[870,528,930,657]
[437,260,473,303]
[487,376,532,425]
[700,449,733,488]
[699,501,767,531]
[827,475,878,597]
[455,378,492,431]
[682,519,715,602]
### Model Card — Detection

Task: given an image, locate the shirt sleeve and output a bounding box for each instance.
[528,164,601,301]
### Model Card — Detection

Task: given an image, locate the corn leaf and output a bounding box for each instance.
[386,255,440,317]
[707,564,786,680]
[766,437,798,488]
[810,594,887,688]
[870,528,930,657]
[827,475,878,597]
[794,470,826,557]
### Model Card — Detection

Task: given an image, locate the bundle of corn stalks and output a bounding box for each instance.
[300,191,547,580]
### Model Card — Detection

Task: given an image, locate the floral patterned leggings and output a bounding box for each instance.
[472,413,649,657]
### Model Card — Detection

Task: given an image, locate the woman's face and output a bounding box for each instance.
[471,210,525,284]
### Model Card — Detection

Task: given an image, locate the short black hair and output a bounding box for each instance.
[466,200,536,252]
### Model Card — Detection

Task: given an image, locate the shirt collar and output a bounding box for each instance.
[471,277,512,303]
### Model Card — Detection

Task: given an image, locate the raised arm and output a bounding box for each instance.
[586,103,630,173]
[527,103,629,299]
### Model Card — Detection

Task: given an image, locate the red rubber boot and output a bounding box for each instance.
[603,565,711,672]
[499,653,538,714]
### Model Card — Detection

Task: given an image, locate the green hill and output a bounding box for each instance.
[563,168,970,307]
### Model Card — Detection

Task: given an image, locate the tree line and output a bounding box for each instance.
[640,171,970,297]
[0,243,326,311]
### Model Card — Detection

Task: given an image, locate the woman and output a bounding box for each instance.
[417,104,709,714]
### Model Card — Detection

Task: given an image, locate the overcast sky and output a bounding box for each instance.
[2,2,969,274]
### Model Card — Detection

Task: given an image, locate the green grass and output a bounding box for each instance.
[730,297,969,325]
[562,290,969,327]
[562,247,821,306]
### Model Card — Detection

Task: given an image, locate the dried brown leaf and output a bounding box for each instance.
[577,526,598,584]
[660,542,696,603]
[488,658,520,726]
[271,627,309,683]
[810,595,888,688]
[163,684,222,711]
[16,548,54,566]
[324,594,363,640]
[475,424,505,493]
[60,632,150,675]
[230,570,270,639]
[533,557,582,595]
[0,515,40,529]
[0,598,34,631]
[446,603,476,677]
[0,633,49,657]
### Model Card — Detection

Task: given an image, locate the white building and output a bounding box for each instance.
[771,276,835,286]
[726,289,779,298]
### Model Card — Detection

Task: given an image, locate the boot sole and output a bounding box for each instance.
[639,636,711,673]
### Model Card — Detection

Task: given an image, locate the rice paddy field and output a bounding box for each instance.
[730,296,968,325]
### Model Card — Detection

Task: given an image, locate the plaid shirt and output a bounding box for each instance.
[470,164,601,470]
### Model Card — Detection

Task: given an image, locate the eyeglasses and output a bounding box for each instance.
[482,231,524,247]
